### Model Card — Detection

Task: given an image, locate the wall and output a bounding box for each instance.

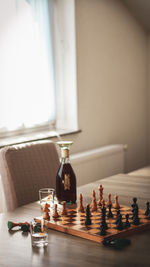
[149,36,150,162]
[57,0,149,173]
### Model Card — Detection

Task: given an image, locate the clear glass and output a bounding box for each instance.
[30,220,48,247]
[39,188,55,210]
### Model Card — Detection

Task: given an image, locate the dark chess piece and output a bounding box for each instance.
[107,204,113,218]
[85,204,91,226]
[100,206,108,230]
[100,221,106,236]
[115,210,120,225]
[116,214,124,230]
[147,213,150,220]
[132,207,140,225]
[145,202,150,216]
[124,214,130,228]
[101,206,106,216]
[131,197,138,212]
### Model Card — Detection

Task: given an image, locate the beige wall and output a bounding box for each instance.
[148,34,150,163]
[61,0,148,172]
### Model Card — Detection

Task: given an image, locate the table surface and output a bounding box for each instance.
[1,173,150,267]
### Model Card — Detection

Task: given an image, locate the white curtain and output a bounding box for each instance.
[0,0,55,212]
[0,0,55,134]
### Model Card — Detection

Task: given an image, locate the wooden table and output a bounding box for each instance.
[1,174,150,267]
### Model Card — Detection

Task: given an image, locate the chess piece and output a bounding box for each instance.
[99,221,106,236]
[85,204,91,226]
[132,206,140,225]
[92,190,96,199]
[124,214,130,228]
[113,195,120,209]
[8,221,30,232]
[145,202,150,216]
[131,197,138,213]
[106,193,112,207]
[52,204,59,219]
[78,193,84,212]
[101,205,106,217]
[61,201,67,216]
[115,210,121,225]
[91,190,97,212]
[102,199,105,207]
[98,184,103,206]
[107,204,113,218]
[101,206,108,230]
[147,213,150,220]
[116,214,123,230]
[43,203,50,220]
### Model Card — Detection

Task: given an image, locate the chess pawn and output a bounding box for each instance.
[61,201,67,216]
[43,203,50,220]
[91,196,97,212]
[52,204,59,219]
[124,214,130,228]
[106,193,112,207]
[116,214,123,230]
[78,193,84,212]
[113,195,120,209]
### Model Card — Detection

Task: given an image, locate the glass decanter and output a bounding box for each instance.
[56,141,76,204]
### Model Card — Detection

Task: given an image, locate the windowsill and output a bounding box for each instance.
[0,129,81,148]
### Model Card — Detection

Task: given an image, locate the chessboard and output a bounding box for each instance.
[35,204,150,244]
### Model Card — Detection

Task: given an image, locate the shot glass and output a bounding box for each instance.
[39,188,55,210]
[30,220,48,247]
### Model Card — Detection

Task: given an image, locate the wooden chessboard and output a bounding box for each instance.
[35,205,150,244]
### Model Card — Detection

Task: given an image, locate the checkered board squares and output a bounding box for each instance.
[35,205,150,244]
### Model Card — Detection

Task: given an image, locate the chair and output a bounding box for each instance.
[0,140,59,211]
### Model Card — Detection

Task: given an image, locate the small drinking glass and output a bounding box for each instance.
[39,188,55,210]
[30,220,48,247]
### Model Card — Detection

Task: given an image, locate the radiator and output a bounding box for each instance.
[70,144,126,186]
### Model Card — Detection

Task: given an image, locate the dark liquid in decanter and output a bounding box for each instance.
[56,162,76,203]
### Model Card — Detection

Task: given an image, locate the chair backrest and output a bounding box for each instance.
[0,140,59,211]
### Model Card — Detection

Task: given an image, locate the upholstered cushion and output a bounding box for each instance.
[0,140,59,211]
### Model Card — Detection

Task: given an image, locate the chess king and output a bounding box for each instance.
[56,141,77,203]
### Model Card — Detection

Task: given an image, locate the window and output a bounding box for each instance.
[0,0,78,140]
